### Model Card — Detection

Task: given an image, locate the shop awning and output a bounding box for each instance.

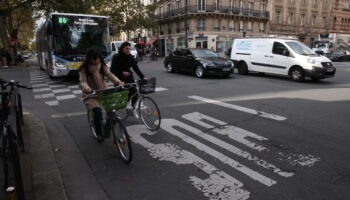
[147,39,156,45]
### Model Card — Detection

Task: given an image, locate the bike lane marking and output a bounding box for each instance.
[188,95,287,121]
[127,124,250,200]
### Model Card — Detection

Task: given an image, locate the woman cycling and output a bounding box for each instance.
[79,48,124,143]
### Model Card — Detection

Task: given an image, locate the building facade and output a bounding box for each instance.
[329,0,350,44]
[267,0,333,46]
[153,0,269,56]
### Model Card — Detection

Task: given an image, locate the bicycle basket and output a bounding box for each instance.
[100,90,129,112]
[137,78,156,94]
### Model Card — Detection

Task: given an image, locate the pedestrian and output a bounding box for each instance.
[152,47,158,61]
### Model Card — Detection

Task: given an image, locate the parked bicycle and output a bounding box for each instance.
[86,86,133,163]
[0,79,31,200]
[116,77,161,131]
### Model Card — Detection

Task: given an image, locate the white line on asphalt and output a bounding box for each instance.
[68,85,80,89]
[32,83,49,88]
[72,90,82,94]
[52,88,71,94]
[161,119,277,186]
[188,95,287,121]
[182,112,294,177]
[182,112,267,151]
[33,88,51,92]
[155,87,168,92]
[128,124,250,200]
[45,100,59,106]
[49,84,66,88]
[182,112,320,168]
[56,94,76,100]
[34,93,55,99]
[51,111,86,118]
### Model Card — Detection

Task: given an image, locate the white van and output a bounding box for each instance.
[230,38,336,81]
[110,41,138,59]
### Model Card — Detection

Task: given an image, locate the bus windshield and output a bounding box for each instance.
[52,15,109,55]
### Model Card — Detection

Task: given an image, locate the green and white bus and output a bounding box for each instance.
[36,13,111,78]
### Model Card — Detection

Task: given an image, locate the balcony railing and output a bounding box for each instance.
[154,5,269,20]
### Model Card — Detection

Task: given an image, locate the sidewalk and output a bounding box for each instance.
[0,112,68,200]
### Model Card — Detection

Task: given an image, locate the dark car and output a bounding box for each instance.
[164,48,234,78]
[327,50,350,62]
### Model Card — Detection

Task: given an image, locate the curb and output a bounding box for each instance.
[24,112,69,200]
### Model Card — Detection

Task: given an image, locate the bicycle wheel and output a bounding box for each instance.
[18,94,24,125]
[87,110,98,139]
[138,97,161,131]
[112,120,132,164]
[15,108,24,152]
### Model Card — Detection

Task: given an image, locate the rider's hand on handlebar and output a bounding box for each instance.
[84,87,92,93]
[117,81,125,85]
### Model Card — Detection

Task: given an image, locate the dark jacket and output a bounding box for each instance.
[110,53,145,82]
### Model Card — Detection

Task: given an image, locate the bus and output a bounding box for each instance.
[36,13,111,78]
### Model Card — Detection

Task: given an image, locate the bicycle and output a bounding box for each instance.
[116,77,161,131]
[0,91,26,200]
[86,86,133,164]
[0,79,32,152]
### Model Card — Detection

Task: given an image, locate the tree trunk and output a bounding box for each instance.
[0,16,9,50]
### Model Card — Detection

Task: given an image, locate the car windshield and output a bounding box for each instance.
[52,15,109,55]
[314,41,329,48]
[191,49,219,58]
[286,41,316,55]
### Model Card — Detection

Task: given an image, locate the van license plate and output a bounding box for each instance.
[222,68,231,72]
[327,68,334,72]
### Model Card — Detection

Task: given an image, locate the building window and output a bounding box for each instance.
[239,21,244,32]
[301,14,305,26]
[240,0,244,9]
[313,0,317,8]
[333,17,337,29]
[198,0,206,11]
[248,2,253,12]
[197,18,206,31]
[323,16,327,27]
[288,12,294,24]
[276,11,281,24]
[260,22,265,32]
[215,0,220,10]
[176,0,181,11]
[229,20,235,31]
[247,21,252,32]
[335,0,339,8]
[323,0,328,9]
[302,0,307,5]
[345,0,350,9]
[214,19,221,31]
[312,15,316,26]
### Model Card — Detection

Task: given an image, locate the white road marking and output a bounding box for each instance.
[33,88,51,92]
[182,112,267,151]
[161,119,277,186]
[188,95,287,121]
[72,90,82,94]
[32,83,48,88]
[56,94,76,100]
[34,93,55,99]
[52,88,71,94]
[51,111,86,118]
[49,84,66,88]
[45,100,59,106]
[68,85,80,89]
[128,124,250,200]
[182,112,294,177]
[155,87,168,92]
[183,112,320,167]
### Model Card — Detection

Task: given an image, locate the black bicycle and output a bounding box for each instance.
[86,86,133,163]
[116,78,161,131]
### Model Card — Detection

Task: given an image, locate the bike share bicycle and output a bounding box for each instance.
[116,77,161,131]
[0,79,31,200]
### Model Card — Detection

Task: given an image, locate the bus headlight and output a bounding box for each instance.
[54,59,67,68]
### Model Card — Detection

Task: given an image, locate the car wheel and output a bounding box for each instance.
[195,65,205,78]
[311,77,320,82]
[166,62,175,73]
[223,74,231,78]
[237,62,248,75]
[290,67,305,82]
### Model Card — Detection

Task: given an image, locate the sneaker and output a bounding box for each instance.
[126,102,133,110]
[133,108,139,119]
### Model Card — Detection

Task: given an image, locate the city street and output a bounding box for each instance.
[1,59,350,200]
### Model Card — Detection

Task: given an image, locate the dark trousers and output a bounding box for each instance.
[122,76,138,107]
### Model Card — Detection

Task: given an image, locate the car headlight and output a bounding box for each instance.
[225,61,234,67]
[307,58,316,64]
[54,59,66,68]
[200,60,215,67]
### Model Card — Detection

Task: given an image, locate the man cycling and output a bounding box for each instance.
[110,41,148,117]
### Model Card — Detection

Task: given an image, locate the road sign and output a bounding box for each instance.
[9,39,17,46]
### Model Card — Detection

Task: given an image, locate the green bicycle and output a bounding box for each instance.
[86,86,132,163]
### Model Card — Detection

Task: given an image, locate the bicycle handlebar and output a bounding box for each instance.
[0,79,32,90]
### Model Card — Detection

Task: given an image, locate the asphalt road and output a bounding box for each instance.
[1,59,350,200]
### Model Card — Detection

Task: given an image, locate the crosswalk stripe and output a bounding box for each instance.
[161,119,277,186]
[188,95,287,121]
[128,124,250,200]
